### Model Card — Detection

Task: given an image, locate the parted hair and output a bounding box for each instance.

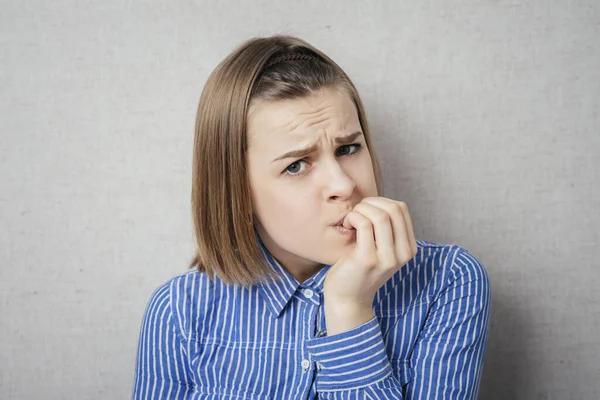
[189,34,382,286]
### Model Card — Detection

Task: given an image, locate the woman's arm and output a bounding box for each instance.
[132,281,195,400]
[306,317,408,399]
[310,197,417,398]
[406,249,491,399]
[307,249,490,399]
[314,197,490,398]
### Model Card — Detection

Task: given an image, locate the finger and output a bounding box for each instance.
[352,202,397,268]
[344,210,376,255]
[396,201,418,256]
[361,197,414,260]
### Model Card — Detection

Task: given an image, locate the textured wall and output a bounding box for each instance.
[1,1,598,399]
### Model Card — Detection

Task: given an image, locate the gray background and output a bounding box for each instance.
[1,1,598,399]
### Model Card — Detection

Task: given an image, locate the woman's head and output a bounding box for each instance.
[190,34,382,285]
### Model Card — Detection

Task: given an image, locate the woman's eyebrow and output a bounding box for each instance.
[334,131,363,145]
[271,131,363,163]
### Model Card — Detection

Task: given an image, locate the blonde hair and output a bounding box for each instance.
[189,34,382,286]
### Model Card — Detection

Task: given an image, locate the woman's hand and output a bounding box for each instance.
[323,197,418,335]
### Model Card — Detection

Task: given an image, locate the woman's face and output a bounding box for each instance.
[246,86,378,281]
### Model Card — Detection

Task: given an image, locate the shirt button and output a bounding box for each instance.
[301,359,310,371]
[302,289,314,298]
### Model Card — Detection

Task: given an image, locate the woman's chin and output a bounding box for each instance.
[318,241,356,266]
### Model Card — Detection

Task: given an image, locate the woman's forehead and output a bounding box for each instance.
[247,88,360,146]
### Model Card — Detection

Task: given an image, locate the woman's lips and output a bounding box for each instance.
[330,213,350,227]
[331,224,356,235]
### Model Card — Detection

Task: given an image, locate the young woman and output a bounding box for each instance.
[132,35,491,400]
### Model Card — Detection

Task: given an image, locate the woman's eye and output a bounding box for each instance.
[285,160,308,175]
[336,144,362,156]
[283,145,361,177]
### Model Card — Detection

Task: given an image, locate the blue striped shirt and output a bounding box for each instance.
[132,239,491,399]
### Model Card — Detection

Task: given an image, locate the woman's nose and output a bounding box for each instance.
[323,160,356,201]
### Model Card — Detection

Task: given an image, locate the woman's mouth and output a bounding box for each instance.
[331,223,356,235]
[329,213,355,236]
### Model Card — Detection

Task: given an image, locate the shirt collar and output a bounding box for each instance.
[255,233,331,318]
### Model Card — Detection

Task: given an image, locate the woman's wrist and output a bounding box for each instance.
[324,299,375,336]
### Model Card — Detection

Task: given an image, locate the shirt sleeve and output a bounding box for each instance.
[406,249,491,399]
[132,281,195,400]
[306,317,405,399]
[305,248,491,400]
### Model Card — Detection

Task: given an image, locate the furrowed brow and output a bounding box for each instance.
[271,142,319,163]
[334,131,363,144]
[271,131,364,163]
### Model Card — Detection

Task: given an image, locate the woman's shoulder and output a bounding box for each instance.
[409,239,490,303]
[415,239,488,275]
[143,269,222,339]
[383,239,489,296]
[145,268,211,302]
[374,239,490,318]
[160,268,216,295]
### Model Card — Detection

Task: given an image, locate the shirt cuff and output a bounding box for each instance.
[305,317,393,392]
